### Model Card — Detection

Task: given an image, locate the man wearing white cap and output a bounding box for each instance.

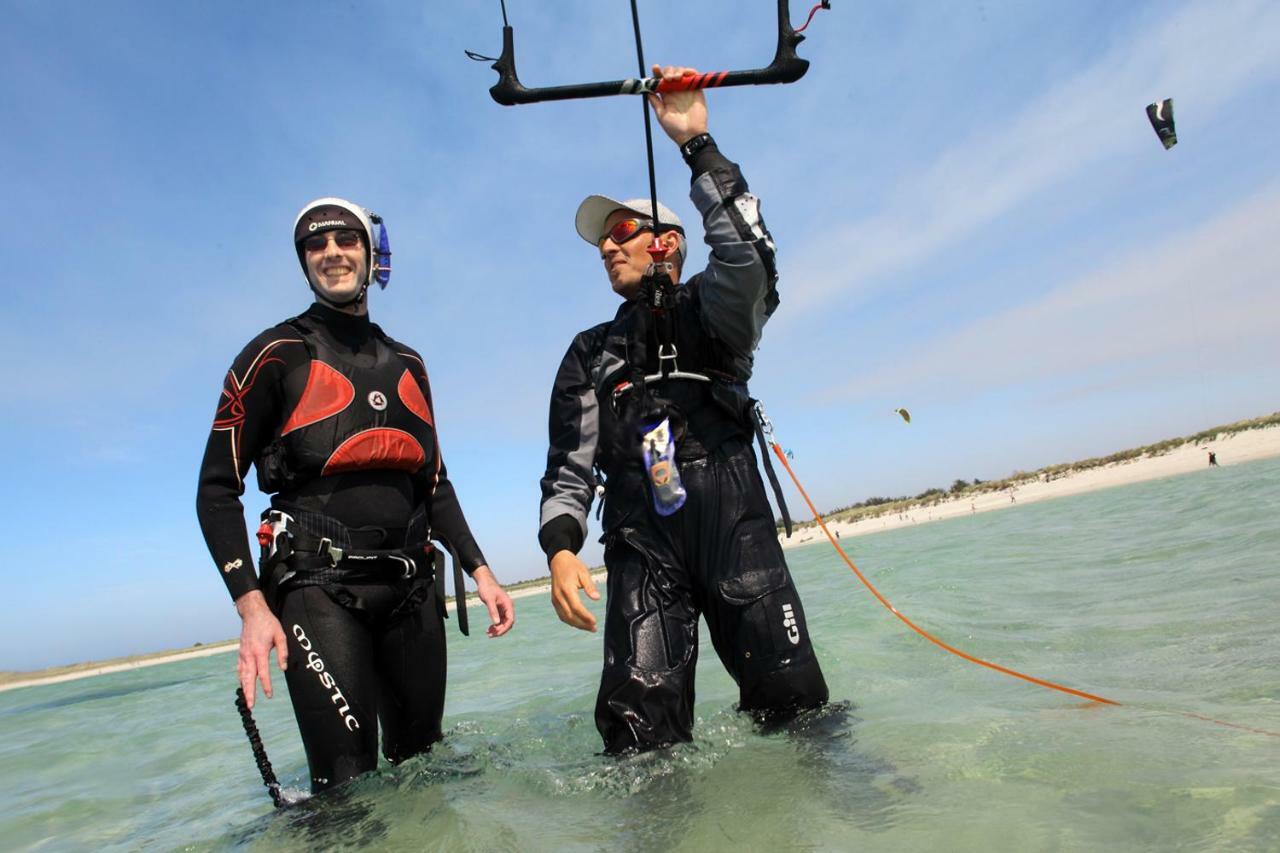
[538,65,829,754]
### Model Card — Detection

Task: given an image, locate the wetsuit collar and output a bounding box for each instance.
[304,302,374,346]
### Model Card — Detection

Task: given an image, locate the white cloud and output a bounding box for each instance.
[785,0,1280,312]
[827,183,1280,401]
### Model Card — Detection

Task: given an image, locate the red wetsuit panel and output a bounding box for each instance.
[323,428,427,475]
[282,360,355,435]
[397,369,434,426]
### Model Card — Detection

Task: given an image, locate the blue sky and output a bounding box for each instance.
[2,0,1277,669]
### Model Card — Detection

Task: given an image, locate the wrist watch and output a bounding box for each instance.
[680,132,713,164]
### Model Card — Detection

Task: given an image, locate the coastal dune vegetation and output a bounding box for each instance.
[785,411,1280,531]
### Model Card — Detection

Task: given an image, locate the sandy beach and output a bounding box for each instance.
[781,424,1280,549]
[6,425,1275,694]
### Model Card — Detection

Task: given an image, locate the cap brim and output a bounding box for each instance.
[575,194,636,246]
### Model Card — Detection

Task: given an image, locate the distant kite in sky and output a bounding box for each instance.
[893,407,911,424]
[1146,98,1177,150]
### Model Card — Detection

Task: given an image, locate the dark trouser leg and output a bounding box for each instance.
[279,586,380,792]
[698,446,829,719]
[595,530,700,754]
[375,581,447,764]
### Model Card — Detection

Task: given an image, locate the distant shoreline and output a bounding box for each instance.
[0,577,601,694]
[781,421,1280,550]
[6,420,1277,694]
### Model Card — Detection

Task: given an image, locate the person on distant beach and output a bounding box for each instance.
[537,66,829,754]
[1208,451,1218,466]
[196,198,514,792]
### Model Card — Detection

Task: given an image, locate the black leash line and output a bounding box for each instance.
[629,0,661,246]
[234,687,285,808]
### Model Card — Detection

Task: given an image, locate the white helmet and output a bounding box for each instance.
[292,197,392,303]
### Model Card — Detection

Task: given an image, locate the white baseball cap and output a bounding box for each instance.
[574,194,687,264]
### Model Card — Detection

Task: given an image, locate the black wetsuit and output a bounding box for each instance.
[538,143,829,754]
[197,303,485,791]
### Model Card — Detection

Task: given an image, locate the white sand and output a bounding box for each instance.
[782,425,1280,549]
[0,641,241,693]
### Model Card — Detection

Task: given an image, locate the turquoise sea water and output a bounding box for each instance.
[3,457,1278,851]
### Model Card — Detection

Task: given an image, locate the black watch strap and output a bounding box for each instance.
[680,133,713,164]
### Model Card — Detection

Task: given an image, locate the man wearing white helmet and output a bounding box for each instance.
[197,197,514,792]
[538,66,829,754]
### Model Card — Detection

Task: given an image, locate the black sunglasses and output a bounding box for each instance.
[302,229,363,253]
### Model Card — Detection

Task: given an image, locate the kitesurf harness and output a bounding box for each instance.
[251,315,469,634]
[257,506,470,636]
[608,254,794,534]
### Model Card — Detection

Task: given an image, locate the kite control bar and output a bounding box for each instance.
[479,0,824,106]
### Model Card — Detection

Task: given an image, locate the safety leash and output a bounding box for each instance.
[234,688,285,808]
[759,420,1280,738]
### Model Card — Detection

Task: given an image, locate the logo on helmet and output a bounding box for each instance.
[309,220,350,232]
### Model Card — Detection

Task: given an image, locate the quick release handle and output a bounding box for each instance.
[488,0,811,106]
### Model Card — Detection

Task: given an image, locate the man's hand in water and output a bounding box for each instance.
[234,590,288,709]
[472,565,516,638]
[549,550,600,632]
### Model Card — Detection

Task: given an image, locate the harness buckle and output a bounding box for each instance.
[258,510,294,559]
[753,400,778,446]
[390,555,417,579]
[317,537,344,566]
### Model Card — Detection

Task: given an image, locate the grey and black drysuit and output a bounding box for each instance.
[539,141,829,754]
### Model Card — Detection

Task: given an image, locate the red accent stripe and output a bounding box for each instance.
[397,370,434,426]
[658,72,718,93]
[281,360,355,435]
[322,428,427,475]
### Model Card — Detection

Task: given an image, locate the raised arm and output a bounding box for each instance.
[649,65,780,376]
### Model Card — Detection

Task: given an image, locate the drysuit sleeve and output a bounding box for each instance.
[686,141,780,377]
[195,329,303,601]
[538,328,602,558]
[399,348,488,575]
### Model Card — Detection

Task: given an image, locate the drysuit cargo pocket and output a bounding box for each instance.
[717,566,789,606]
[717,563,806,666]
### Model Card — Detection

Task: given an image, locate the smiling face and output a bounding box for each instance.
[599,210,681,299]
[303,229,368,305]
